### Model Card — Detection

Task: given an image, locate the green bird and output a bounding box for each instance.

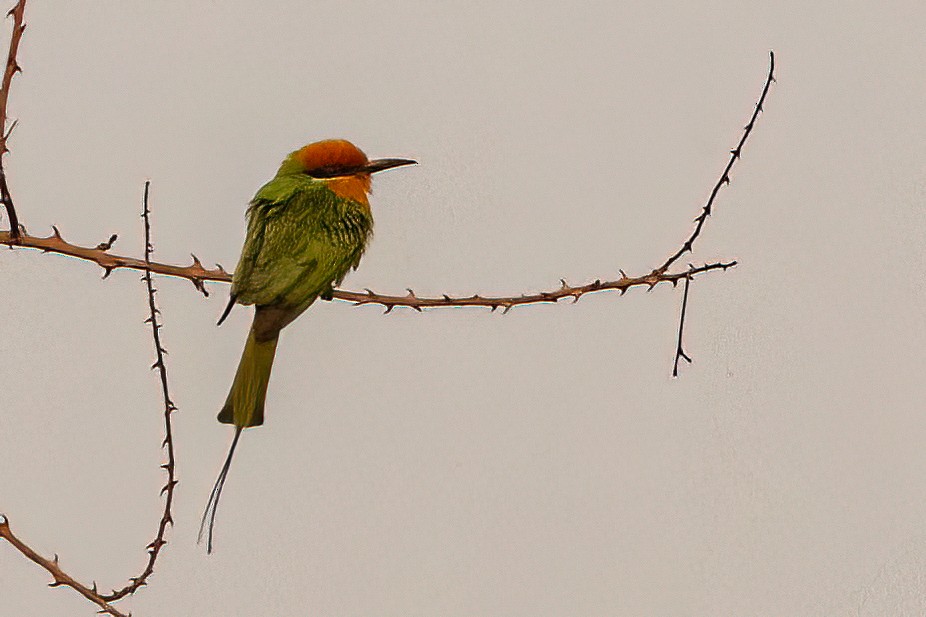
[200,139,416,552]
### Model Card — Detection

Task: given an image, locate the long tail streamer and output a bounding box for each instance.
[198,427,243,554]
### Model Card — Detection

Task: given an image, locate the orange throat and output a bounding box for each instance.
[323,175,371,205]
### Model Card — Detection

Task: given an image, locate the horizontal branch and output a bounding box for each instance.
[0,515,129,617]
[338,261,737,313]
[1,228,735,311]
[1,226,228,295]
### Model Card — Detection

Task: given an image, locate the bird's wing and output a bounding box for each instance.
[232,182,363,309]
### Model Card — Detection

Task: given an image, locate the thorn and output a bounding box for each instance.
[3,118,18,140]
[619,269,627,278]
[191,277,209,297]
[411,304,422,312]
[383,305,394,315]
[53,553,59,564]
[51,225,61,239]
[216,263,228,275]
[490,305,498,312]
[502,304,513,315]
[442,294,452,301]
[95,234,118,251]
[405,288,416,297]
[190,253,203,268]
[364,288,375,296]
[560,278,568,289]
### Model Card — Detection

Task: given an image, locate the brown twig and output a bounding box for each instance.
[100,181,177,602]
[0,0,25,241]
[655,50,775,275]
[672,273,693,377]
[0,228,735,311]
[0,227,227,295]
[339,261,737,313]
[0,515,130,617]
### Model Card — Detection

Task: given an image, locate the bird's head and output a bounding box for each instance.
[280,139,416,203]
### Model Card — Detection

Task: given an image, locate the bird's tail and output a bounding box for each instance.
[199,426,243,553]
[200,327,279,553]
[217,329,279,428]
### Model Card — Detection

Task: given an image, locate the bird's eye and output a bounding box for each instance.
[306,165,352,178]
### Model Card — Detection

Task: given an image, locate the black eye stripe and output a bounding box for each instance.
[305,164,364,178]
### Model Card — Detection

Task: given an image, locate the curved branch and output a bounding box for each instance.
[655,50,775,274]
[0,515,129,617]
[0,0,26,241]
[0,184,182,615]
[101,181,178,602]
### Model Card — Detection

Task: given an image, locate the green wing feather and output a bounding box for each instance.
[231,175,373,314]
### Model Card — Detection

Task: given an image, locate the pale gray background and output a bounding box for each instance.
[1,1,925,615]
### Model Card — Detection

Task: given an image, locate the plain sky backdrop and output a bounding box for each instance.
[2,1,926,615]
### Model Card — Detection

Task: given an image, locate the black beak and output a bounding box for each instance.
[362,158,417,174]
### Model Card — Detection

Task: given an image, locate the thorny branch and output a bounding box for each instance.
[0,224,735,310]
[102,181,178,602]
[0,184,180,616]
[655,50,775,275]
[0,55,775,316]
[0,226,227,295]
[665,51,775,375]
[0,0,25,241]
[0,516,129,617]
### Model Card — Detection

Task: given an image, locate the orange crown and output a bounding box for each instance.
[294,139,369,173]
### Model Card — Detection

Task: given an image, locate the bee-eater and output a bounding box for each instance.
[199,139,416,552]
